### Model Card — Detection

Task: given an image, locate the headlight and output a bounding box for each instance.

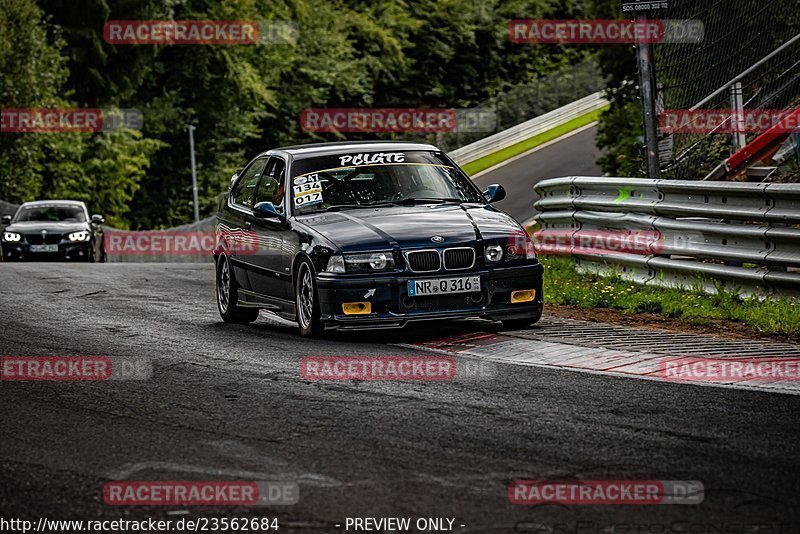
[525,237,537,259]
[506,231,537,260]
[344,252,395,272]
[485,244,504,262]
[2,231,21,242]
[68,231,91,242]
[325,255,346,272]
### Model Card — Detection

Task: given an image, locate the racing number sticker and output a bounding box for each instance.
[294,174,323,206]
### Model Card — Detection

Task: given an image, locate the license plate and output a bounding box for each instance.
[29,244,59,253]
[407,276,481,297]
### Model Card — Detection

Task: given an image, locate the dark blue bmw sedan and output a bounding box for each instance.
[214,141,543,336]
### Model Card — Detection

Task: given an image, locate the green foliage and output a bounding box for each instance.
[542,256,800,335]
[0,0,69,201]
[44,130,164,228]
[3,0,600,228]
[596,100,644,177]
[584,0,645,177]
[0,0,163,227]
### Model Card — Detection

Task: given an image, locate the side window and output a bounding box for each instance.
[254,157,286,213]
[231,158,267,208]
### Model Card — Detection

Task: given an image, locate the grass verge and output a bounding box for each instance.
[462,105,609,176]
[541,256,800,335]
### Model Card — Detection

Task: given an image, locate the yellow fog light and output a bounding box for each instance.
[510,290,536,303]
[342,302,372,315]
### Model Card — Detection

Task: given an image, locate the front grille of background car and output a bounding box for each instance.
[443,247,475,270]
[407,250,440,272]
[25,234,63,245]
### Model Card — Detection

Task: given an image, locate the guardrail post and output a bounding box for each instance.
[635,14,661,180]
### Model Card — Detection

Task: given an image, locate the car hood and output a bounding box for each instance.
[5,221,89,234]
[295,204,523,252]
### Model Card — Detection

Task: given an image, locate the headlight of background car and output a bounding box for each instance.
[68,231,91,242]
[2,231,21,242]
[485,244,504,262]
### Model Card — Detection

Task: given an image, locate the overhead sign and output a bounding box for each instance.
[622,0,669,13]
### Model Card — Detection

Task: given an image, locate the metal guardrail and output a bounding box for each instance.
[103,216,217,263]
[448,92,609,167]
[0,200,18,218]
[533,177,800,297]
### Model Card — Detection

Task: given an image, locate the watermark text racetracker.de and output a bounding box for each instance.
[508,480,704,505]
[1,108,143,133]
[509,19,704,44]
[103,20,297,45]
[529,229,664,256]
[518,229,703,257]
[0,356,151,381]
[301,356,496,381]
[661,357,800,383]
[300,108,496,133]
[103,480,297,506]
[660,108,800,134]
[104,229,263,257]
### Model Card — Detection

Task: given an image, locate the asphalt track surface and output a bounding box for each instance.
[1,263,799,532]
[474,125,602,224]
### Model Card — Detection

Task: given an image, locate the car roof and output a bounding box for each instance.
[272,141,440,160]
[20,200,86,207]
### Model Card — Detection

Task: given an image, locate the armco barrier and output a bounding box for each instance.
[533,177,800,297]
[104,215,217,263]
[449,92,609,167]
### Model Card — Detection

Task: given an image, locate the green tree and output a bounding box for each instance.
[1,0,162,227]
[0,0,69,201]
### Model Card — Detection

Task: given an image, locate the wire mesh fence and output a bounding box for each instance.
[654,0,800,180]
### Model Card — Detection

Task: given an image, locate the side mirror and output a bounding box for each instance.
[483,184,506,203]
[91,214,105,225]
[1,215,11,225]
[253,201,285,222]
[230,168,244,187]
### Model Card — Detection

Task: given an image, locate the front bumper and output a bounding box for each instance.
[1,242,93,261]
[316,262,543,330]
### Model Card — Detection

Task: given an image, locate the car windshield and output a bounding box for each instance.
[14,205,86,222]
[290,151,485,213]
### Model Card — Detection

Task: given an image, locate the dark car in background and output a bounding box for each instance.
[1,200,106,262]
[214,141,543,336]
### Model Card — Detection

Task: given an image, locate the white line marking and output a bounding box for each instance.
[470,121,598,181]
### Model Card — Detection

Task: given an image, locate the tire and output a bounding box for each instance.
[216,253,260,324]
[295,258,324,337]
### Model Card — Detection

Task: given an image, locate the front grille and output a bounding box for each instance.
[443,247,475,270]
[25,233,62,245]
[401,293,485,312]
[407,250,440,272]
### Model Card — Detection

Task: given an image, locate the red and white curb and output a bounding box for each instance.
[396,332,800,396]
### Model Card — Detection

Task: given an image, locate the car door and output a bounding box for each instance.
[246,155,292,300]
[223,156,268,290]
